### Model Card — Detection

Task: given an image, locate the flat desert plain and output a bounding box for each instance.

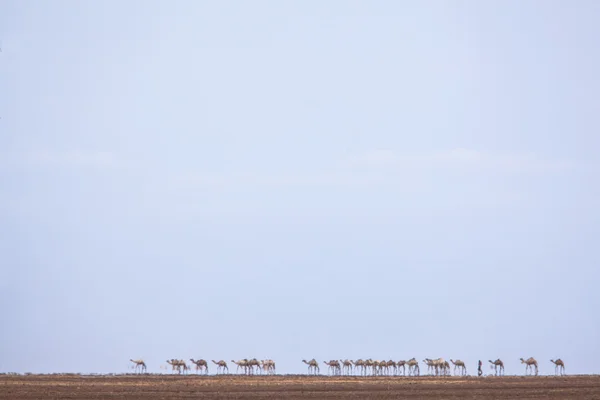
[1,374,599,399]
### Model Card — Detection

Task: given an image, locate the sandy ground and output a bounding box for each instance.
[1,374,599,399]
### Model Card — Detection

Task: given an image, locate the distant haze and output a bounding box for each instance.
[1,0,599,375]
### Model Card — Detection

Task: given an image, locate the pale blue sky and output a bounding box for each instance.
[1,0,599,375]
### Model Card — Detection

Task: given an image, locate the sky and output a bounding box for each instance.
[1,0,599,376]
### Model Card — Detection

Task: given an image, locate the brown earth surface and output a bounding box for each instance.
[1,374,599,399]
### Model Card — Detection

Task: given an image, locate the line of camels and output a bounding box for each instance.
[129,358,276,375]
[129,357,566,377]
[302,358,565,377]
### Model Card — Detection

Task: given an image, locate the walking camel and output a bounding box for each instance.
[377,360,388,376]
[232,359,249,375]
[323,360,341,376]
[520,357,538,376]
[406,358,420,376]
[212,360,229,374]
[450,359,467,376]
[190,359,208,375]
[166,359,178,374]
[442,360,451,376]
[302,359,320,375]
[397,360,407,376]
[387,360,398,376]
[423,358,446,376]
[247,358,261,375]
[364,359,375,375]
[352,359,366,376]
[423,358,438,375]
[488,359,504,376]
[372,360,382,376]
[340,359,353,375]
[166,359,189,374]
[550,359,565,376]
[176,359,191,374]
[261,359,276,375]
[129,359,147,373]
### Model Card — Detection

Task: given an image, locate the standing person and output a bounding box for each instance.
[478,360,483,376]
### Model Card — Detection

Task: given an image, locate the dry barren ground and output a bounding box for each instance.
[1,374,599,399]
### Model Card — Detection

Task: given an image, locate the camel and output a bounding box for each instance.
[435,359,448,376]
[166,359,178,374]
[340,360,353,375]
[130,359,147,374]
[372,360,382,376]
[424,358,445,376]
[232,359,249,375]
[180,360,191,374]
[397,360,407,376]
[166,359,178,373]
[488,359,504,376]
[520,357,538,376]
[371,360,380,376]
[302,359,319,375]
[450,359,467,376]
[387,360,397,376]
[375,360,388,376]
[442,361,451,376]
[179,359,190,374]
[268,359,276,375]
[352,359,365,376]
[423,359,435,375]
[364,359,374,376]
[261,359,276,375]
[190,359,208,375]
[379,360,390,375]
[406,358,420,376]
[550,359,565,376]
[323,360,341,376]
[383,360,395,376]
[166,359,189,374]
[247,358,261,375]
[212,360,228,374]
